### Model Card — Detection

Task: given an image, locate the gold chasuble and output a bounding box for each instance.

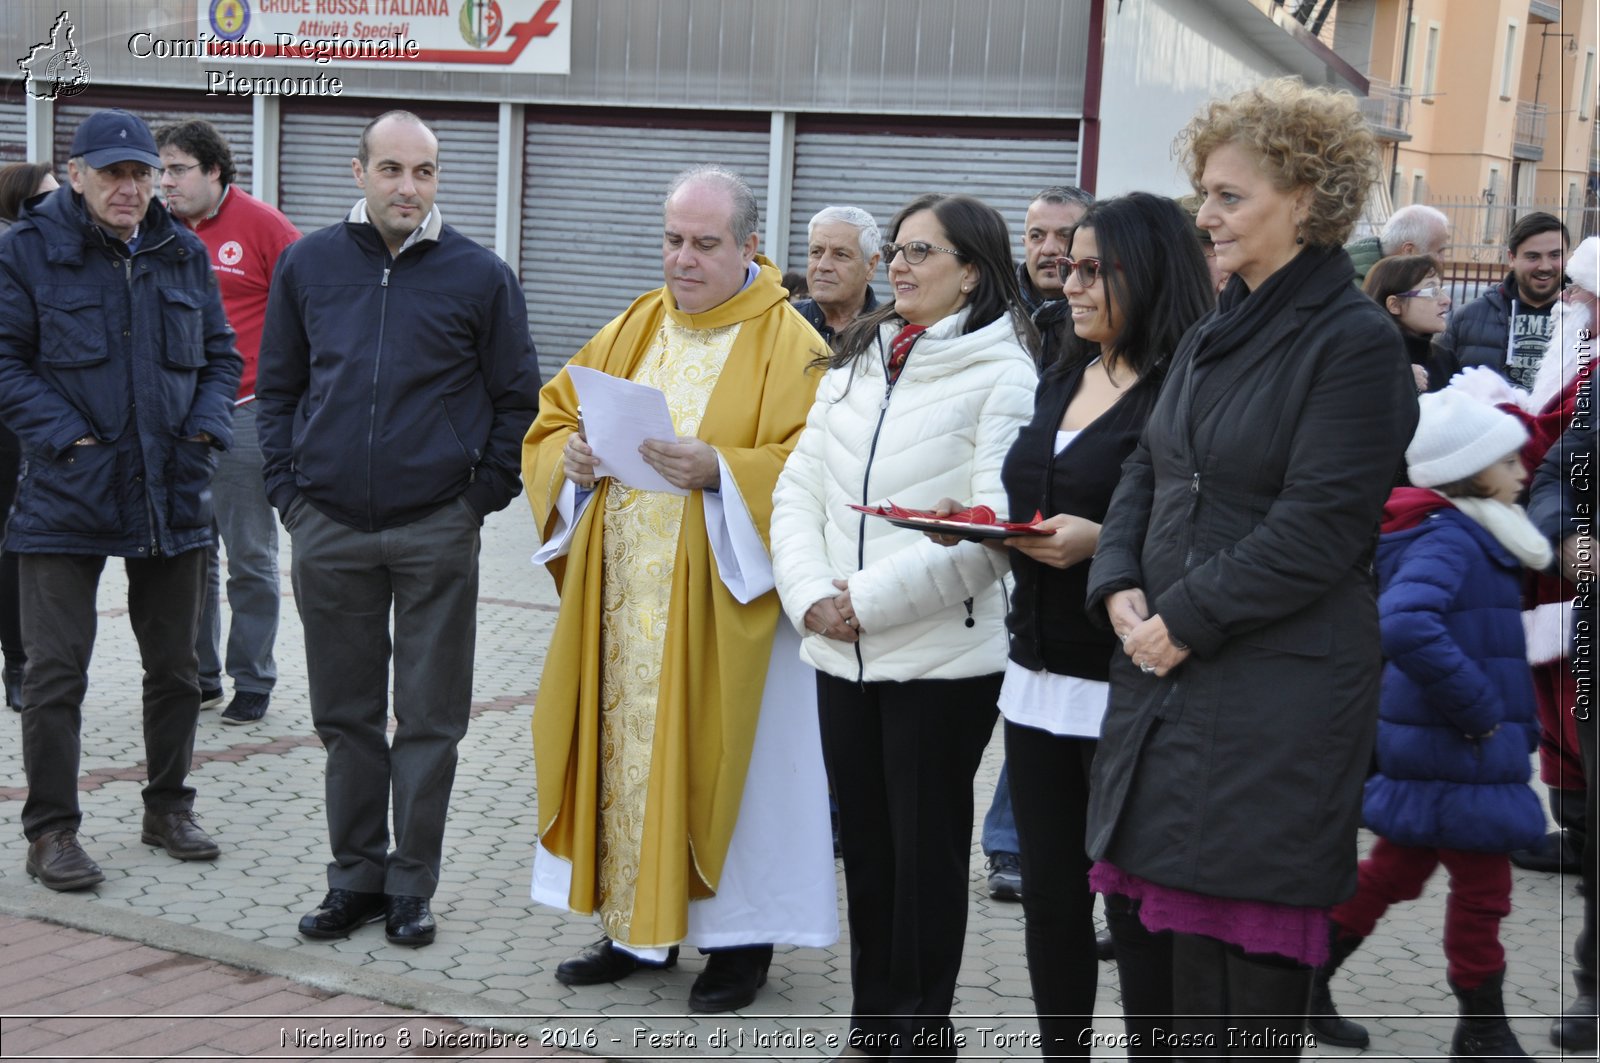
[523,257,823,947]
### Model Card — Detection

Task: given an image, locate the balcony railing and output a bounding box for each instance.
[1514,100,1548,161]
[1360,77,1412,141]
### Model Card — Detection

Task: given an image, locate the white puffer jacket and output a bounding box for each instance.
[771,309,1038,682]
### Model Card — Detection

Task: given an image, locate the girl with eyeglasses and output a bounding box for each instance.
[771,193,1039,1061]
[1364,254,1453,393]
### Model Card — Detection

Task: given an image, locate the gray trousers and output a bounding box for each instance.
[287,496,481,898]
[197,403,279,694]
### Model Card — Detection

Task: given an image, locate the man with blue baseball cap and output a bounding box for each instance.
[0,109,241,890]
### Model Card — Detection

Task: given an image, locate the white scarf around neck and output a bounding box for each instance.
[1444,494,1553,571]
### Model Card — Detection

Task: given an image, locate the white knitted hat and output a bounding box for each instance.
[1406,389,1529,488]
[1568,235,1599,294]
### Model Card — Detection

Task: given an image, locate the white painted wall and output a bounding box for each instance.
[1095,0,1292,197]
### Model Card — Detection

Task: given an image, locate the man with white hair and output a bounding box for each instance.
[1347,203,1452,284]
[794,205,880,342]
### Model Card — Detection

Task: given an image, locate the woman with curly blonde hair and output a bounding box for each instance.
[1083,78,1419,1057]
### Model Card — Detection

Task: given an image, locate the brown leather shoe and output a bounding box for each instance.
[141,810,220,860]
[26,830,104,891]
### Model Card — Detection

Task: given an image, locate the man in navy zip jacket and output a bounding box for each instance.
[0,109,242,891]
[257,110,541,948]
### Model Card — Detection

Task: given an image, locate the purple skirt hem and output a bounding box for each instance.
[1091,861,1329,967]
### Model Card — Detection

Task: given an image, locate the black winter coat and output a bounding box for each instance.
[257,214,542,532]
[1004,356,1163,679]
[1084,246,1418,907]
[0,186,241,558]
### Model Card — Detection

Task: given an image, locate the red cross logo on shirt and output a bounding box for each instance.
[218,240,243,266]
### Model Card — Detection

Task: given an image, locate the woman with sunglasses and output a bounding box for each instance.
[771,193,1038,1060]
[1364,254,1452,393]
[932,193,1214,1057]
[1084,80,1418,1057]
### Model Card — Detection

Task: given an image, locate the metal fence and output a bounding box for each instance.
[1433,190,1597,251]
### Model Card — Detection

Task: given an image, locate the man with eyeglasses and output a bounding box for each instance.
[156,119,301,728]
[0,109,242,890]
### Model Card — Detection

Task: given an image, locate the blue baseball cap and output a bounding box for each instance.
[70,109,162,170]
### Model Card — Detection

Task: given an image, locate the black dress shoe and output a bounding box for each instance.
[555,937,679,986]
[298,888,386,939]
[141,810,220,860]
[26,830,104,891]
[385,895,436,947]
[689,944,773,1012]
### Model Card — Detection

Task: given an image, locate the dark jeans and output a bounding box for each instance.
[19,550,206,839]
[288,496,480,899]
[817,670,999,1061]
[1006,720,1098,1058]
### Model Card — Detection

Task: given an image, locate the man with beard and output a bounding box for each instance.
[1434,211,1568,389]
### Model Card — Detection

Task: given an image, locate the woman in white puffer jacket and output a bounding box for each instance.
[770,193,1038,1061]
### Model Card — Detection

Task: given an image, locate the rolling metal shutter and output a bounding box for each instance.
[0,94,27,165]
[520,120,770,379]
[785,129,1080,273]
[53,98,254,191]
[277,107,498,249]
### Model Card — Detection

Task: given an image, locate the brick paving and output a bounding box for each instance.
[0,506,1588,1060]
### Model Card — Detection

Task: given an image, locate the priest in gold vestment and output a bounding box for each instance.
[522,166,837,1013]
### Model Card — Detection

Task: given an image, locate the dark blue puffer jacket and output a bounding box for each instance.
[1363,493,1545,853]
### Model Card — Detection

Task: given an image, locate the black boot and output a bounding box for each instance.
[1104,894,1175,1059]
[1308,925,1369,1048]
[1550,970,1597,1052]
[1222,946,1314,1060]
[3,660,22,712]
[1449,969,1531,1061]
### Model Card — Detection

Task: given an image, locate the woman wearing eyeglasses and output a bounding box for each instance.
[771,193,1038,1061]
[1083,80,1418,1057]
[1364,254,1452,393]
[930,193,1214,1058]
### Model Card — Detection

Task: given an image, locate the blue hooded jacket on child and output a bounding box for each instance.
[1362,487,1545,853]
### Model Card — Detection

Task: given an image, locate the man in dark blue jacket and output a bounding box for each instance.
[1432,212,1568,390]
[257,110,541,949]
[0,110,242,891]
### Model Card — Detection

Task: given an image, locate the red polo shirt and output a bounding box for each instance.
[182,186,301,401]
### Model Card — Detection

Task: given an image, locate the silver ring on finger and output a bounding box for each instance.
[1139,662,1156,674]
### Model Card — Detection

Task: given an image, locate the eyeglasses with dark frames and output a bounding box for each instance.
[881,240,961,265]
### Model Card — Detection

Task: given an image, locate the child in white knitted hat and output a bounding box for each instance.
[1309,388,1552,1059]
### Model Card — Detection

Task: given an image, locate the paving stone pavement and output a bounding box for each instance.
[0,505,1587,1060]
